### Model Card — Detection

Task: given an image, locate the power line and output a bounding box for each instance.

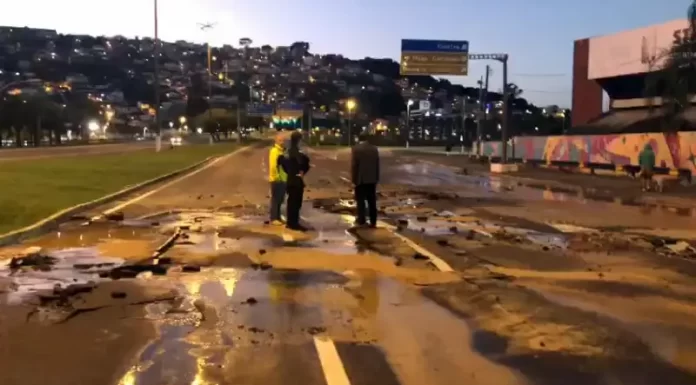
[512,73,568,77]
[523,89,570,94]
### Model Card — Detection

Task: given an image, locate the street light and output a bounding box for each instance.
[346,99,357,146]
[179,116,187,125]
[153,0,162,152]
[406,99,414,148]
[198,22,216,108]
[87,120,100,132]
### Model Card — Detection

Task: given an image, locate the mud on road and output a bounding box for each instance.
[1,145,696,385]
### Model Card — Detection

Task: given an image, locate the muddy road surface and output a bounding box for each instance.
[1,144,696,385]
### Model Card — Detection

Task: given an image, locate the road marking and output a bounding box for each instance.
[96,146,249,218]
[378,221,455,273]
[314,336,352,385]
[335,213,455,273]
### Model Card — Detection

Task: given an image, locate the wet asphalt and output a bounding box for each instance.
[1,144,696,385]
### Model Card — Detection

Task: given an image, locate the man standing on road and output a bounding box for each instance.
[281,131,311,231]
[268,133,288,225]
[351,132,380,228]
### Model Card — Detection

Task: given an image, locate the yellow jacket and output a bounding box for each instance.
[268,144,288,182]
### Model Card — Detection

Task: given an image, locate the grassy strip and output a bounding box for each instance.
[0,143,239,234]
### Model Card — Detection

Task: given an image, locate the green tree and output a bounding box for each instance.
[0,92,66,147]
[645,1,696,130]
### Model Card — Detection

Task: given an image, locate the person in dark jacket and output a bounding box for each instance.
[351,132,380,227]
[279,131,311,231]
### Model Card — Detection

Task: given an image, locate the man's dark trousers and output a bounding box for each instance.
[354,183,377,226]
[286,183,304,228]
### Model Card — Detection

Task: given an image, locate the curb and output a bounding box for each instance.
[0,152,230,247]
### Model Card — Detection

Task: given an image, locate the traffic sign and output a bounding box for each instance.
[276,102,304,119]
[400,39,469,76]
[246,103,274,117]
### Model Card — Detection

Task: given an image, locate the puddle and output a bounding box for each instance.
[294,229,364,255]
[116,267,358,385]
[0,247,124,304]
[144,211,257,233]
[149,209,371,259]
[395,162,696,218]
[397,215,569,249]
[525,233,569,249]
[176,231,279,255]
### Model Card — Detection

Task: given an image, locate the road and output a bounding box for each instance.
[0,141,153,161]
[1,144,696,385]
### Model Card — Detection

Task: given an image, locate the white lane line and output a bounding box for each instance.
[377,220,455,273]
[96,146,249,218]
[336,213,455,273]
[314,336,352,385]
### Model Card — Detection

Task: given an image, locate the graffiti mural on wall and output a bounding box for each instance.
[481,132,696,175]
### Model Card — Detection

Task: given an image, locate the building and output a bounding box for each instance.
[572,19,690,127]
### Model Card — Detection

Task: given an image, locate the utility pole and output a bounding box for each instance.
[476,76,483,156]
[467,54,509,163]
[501,57,509,163]
[236,106,241,143]
[475,66,490,157]
[307,106,313,144]
[460,97,466,153]
[153,0,162,152]
[198,22,215,136]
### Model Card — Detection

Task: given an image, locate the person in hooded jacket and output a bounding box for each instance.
[278,131,311,231]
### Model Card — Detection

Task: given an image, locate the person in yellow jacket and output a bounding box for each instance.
[268,133,288,225]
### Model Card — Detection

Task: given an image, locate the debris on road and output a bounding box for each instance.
[9,247,57,272]
[182,265,201,273]
[106,264,168,280]
[104,211,125,221]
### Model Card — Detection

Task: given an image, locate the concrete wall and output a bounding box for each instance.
[572,38,604,126]
[481,132,696,175]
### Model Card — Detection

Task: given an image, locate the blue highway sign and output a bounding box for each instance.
[276,102,304,119]
[400,39,469,76]
[246,103,274,117]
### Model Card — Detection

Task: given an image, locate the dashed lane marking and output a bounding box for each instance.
[93,146,250,220]
[314,336,353,385]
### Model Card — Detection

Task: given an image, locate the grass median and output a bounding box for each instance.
[0,143,241,235]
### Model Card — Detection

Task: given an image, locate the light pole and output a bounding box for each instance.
[198,22,216,126]
[153,0,162,152]
[346,99,356,146]
[406,99,414,148]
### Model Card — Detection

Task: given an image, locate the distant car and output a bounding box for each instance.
[170,136,183,147]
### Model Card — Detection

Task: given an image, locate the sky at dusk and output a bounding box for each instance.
[1,0,691,107]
